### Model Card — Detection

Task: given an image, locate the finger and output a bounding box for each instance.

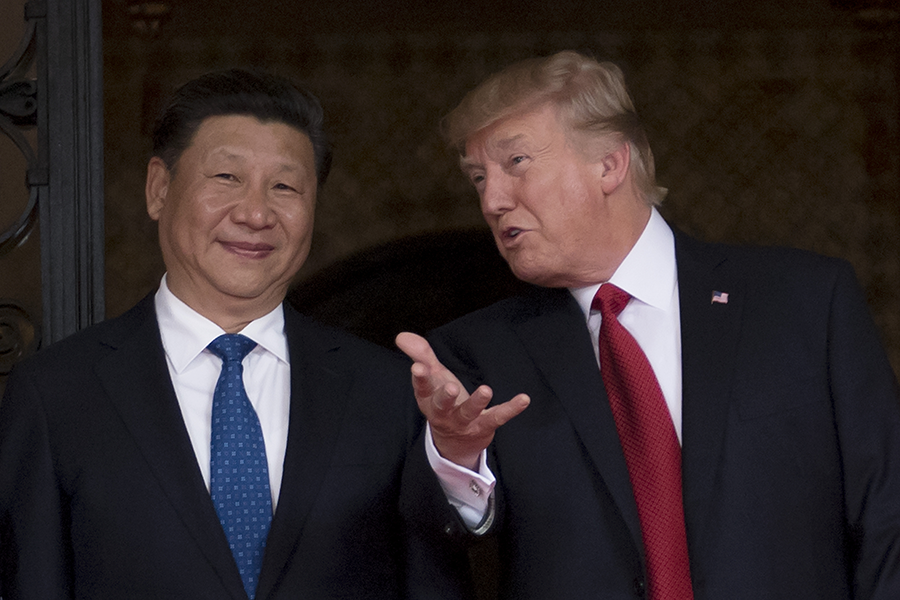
[409,361,437,397]
[480,394,531,429]
[395,332,442,369]
[431,380,465,412]
[456,385,493,422]
[409,357,461,403]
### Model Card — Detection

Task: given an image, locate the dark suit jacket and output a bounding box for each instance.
[420,231,900,600]
[0,296,467,600]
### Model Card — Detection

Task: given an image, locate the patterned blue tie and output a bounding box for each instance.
[208,334,272,600]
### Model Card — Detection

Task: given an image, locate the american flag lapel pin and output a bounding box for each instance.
[711,290,729,305]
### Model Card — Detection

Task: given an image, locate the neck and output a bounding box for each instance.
[203,298,282,333]
[165,279,283,333]
[585,202,653,286]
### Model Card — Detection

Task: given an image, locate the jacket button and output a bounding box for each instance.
[633,578,646,597]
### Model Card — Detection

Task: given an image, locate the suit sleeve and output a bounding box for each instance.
[827,261,900,599]
[399,335,484,600]
[400,427,480,600]
[0,365,73,600]
[417,331,506,540]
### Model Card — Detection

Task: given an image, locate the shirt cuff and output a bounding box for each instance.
[425,423,495,530]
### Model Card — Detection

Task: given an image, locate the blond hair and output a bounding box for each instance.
[443,51,665,205]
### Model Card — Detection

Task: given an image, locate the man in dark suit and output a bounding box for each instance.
[397,51,900,599]
[0,70,466,600]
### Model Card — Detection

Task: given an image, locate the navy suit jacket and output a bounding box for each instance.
[0,296,468,600]
[423,231,900,600]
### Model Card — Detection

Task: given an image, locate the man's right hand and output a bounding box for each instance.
[395,332,530,471]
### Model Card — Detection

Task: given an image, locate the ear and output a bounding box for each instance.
[598,141,631,196]
[146,156,171,221]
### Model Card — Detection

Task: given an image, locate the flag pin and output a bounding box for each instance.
[711,291,729,304]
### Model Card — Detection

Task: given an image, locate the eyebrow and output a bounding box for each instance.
[460,132,529,173]
[460,156,482,174]
[494,133,526,150]
[208,148,306,174]
[205,148,252,167]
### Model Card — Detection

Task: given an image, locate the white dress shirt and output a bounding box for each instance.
[155,275,291,509]
[437,208,683,528]
[426,424,497,528]
[569,208,683,442]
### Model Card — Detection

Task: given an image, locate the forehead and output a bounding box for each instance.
[188,114,312,155]
[462,104,564,165]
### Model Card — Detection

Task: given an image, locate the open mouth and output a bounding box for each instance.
[502,227,524,240]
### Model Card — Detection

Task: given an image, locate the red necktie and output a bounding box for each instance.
[593,284,694,600]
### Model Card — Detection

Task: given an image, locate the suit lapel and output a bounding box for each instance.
[512,288,644,550]
[93,296,247,600]
[256,306,350,599]
[674,232,742,549]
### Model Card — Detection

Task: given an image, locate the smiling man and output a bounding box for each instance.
[146,113,317,331]
[0,70,465,600]
[397,51,900,600]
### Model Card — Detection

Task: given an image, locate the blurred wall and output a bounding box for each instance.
[102,2,900,374]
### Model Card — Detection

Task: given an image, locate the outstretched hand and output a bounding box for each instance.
[395,332,530,471]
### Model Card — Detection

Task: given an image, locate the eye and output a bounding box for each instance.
[273,182,299,193]
[510,155,527,166]
[214,173,237,181]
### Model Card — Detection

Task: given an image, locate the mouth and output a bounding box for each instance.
[499,226,526,244]
[220,240,276,258]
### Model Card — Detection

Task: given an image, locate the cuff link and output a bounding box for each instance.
[470,492,495,536]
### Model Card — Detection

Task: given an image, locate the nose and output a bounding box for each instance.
[231,185,277,229]
[480,171,515,217]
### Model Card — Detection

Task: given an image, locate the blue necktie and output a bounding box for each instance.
[208,334,273,600]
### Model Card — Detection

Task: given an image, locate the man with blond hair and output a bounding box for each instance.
[398,51,900,600]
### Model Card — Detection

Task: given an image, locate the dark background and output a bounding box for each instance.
[98,0,899,372]
[0,1,895,596]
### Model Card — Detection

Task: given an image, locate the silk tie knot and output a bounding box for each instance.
[592,283,631,318]
[208,333,257,365]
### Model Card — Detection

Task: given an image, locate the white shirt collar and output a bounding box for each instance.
[154,274,289,373]
[570,207,677,318]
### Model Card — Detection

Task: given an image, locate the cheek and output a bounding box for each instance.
[181,209,227,250]
[168,192,224,239]
[283,206,316,248]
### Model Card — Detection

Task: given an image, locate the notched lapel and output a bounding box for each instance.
[256,310,351,599]
[94,299,247,599]
[512,289,644,550]
[675,233,743,548]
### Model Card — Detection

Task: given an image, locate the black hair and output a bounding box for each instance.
[151,69,332,185]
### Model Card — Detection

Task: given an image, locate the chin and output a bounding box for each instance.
[214,275,283,302]
[510,265,549,288]
[510,261,574,288]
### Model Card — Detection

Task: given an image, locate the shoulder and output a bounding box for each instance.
[674,232,870,349]
[432,284,568,332]
[281,304,418,427]
[427,285,584,368]
[675,229,856,291]
[2,295,160,424]
[283,303,410,373]
[8,294,158,380]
